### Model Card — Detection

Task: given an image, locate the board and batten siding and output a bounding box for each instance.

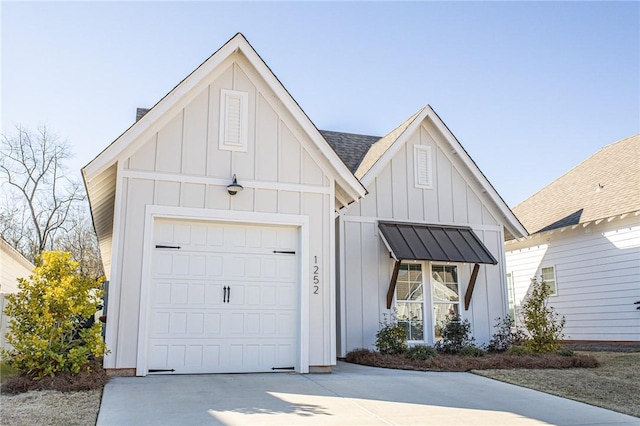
[105,54,336,370]
[505,216,640,341]
[338,118,508,355]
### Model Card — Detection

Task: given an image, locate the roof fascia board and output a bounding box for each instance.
[506,209,640,246]
[360,105,526,239]
[83,37,242,180]
[231,55,363,203]
[359,108,429,188]
[425,106,527,238]
[85,33,365,201]
[235,38,365,200]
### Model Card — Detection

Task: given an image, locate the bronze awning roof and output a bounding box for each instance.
[378,222,498,265]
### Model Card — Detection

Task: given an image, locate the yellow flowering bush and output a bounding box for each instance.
[1,251,106,379]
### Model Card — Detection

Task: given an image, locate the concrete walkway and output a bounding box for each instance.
[97,362,638,425]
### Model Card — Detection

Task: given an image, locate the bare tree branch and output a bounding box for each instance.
[0,125,88,263]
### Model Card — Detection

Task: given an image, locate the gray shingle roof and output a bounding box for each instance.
[320,130,380,173]
[513,134,640,234]
[354,108,424,179]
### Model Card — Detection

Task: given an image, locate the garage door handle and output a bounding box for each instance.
[223,286,231,303]
[227,286,231,303]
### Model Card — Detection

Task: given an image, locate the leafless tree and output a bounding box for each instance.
[55,205,104,278]
[0,125,85,262]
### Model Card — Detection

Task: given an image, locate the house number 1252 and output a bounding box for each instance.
[313,256,320,294]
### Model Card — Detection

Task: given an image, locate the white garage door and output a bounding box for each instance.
[147,219,299,374]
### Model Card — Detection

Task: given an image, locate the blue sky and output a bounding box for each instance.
[2,1,638,207]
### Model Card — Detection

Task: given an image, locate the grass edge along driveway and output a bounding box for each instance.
[472,351,640,418]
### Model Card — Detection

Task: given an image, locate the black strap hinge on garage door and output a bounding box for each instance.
[149,368,176,373]
[155,245,181,249]
[273,250,295,255]
[271,366,295,371]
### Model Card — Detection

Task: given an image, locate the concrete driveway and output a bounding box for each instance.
[97,361,638,425]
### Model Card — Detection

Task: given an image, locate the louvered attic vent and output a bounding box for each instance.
[219,89,248,152]
[414,145,433,189]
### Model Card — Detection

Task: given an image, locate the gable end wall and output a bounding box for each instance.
[105,53,336,370]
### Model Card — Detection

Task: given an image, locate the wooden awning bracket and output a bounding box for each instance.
[464,263,480,311]
[386,260,402,309]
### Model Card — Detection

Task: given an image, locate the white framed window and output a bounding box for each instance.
[541,266,557,296]
[431,264,460,341]
[219,89,248,152]
[394,262,467,344]
[395,263,424,341]
[414,145,433,189]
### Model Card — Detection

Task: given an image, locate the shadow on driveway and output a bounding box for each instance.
[98,361,638,425]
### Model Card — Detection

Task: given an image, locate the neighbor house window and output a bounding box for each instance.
[541,266,557,296]
[414,145,433,189]
[432,265,460,340]
[395,263,424,341]
[219,89,248,152]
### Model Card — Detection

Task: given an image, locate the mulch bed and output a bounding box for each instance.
[345,349,599,372]
[1,358,108,394]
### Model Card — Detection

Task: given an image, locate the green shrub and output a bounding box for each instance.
[556,348,574,357]
[520,278,565,353]
[405,345,436,361]
[1,251,106,379]
[487,316,527,353]
[434,315,477,354]
[506,345,535,356]
[459,345,486,357]
[375,319,408,355]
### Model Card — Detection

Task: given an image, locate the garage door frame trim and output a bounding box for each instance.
[136,205,310,376]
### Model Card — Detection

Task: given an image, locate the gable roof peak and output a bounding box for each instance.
[354,106,427,179]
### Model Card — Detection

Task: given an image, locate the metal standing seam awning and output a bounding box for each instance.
[378,221,498,310]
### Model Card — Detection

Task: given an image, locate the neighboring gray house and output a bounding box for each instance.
[505,134,640,342]
[83,33,526,376]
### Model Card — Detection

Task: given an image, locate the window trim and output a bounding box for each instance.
[393,261,467,344]
[540,266,558,296]
[395,263,426,342]
[431,263,461,342]
[413,145,433,189]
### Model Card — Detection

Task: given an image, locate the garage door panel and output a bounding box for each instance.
[148,220,299,374]
[207,226,224,247]
[205,313,222,334]
[152,281,223,306]
[148,338,296,373]
[206,256,223,276]
[156,220,296,253]
[151,309,298,338]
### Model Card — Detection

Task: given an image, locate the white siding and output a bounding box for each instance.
[0,241,35,357]
[107,53,336,371]
[338,116,510,354]
[0,241,34,294]
[505,216,640,341]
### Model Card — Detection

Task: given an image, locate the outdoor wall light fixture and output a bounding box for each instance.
[227,174,244,195]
